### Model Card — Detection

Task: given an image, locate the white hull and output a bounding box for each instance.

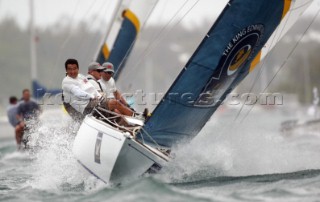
[72,115,168,184]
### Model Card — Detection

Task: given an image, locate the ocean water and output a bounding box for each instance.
[1,105,320,202]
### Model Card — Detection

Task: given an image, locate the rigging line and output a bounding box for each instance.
[116,0,191,70]
[128,0,200,70]
[291,0,314,11]
[78,0,113,60]
[49,0,99,81]
[240,7,320,124]
[214,2,298,139]
[65,0,105,57]
[140,1,160,33]
[239,7,320,123]
[74,0,108,56]
[115,1,161,70]
[140,127,161,148]
[232,2,296,123]
[48,0,81,82]
[85,0,122,62]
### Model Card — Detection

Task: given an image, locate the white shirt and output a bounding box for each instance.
[62,74,101,113]
[86,74,102,92]
[99,77,116,99]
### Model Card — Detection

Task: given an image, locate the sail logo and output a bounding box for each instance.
[224,24,264,76]
[227,44,252,75]
[195,24,264,107]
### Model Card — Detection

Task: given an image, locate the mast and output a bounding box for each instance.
[30,0,37,83]
[303,52,311,103]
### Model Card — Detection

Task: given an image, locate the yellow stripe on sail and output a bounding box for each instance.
[249,0,291,72]
[62,105,68,114]
[102,43,110,60]
[249,51,262,72]
[123,9,140,33]
[282,0,292,19]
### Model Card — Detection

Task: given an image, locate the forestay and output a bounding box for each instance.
[139,0,314,148]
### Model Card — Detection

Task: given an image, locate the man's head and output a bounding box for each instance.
[101,62,114,81]
[88,62,104,80]
[9,96,17,105]
[22,89,31,102]
[65,58,79,79]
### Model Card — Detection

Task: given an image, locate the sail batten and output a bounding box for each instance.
[138,0,313,148]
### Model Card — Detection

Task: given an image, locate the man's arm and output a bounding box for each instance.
[111,78,128,105]
[71,86,95,100]
[63,81,95,100]
[114,90,128,106]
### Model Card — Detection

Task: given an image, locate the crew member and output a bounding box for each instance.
[62,59,133,117]
[86,62,104,93]
[99,62,133,116]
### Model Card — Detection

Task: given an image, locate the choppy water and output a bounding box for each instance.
[1,105,320,202]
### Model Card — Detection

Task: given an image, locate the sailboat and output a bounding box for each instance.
[72,0,315,184]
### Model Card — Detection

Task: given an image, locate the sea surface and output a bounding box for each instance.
[1,104,320,202]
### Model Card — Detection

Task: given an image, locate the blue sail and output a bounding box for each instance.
[96,1,158,80]
[95,9,138,78]
[32,80,61,99]
[139,0,291,148]
[109,9,139,80]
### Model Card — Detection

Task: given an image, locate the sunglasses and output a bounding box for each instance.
[104,71,113,75]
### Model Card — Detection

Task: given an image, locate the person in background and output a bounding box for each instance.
[86,62,104,93]
[6,96,24,147]
[16,89,41,147]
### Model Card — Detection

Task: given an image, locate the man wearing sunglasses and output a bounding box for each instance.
[86,62,104,93]
[100,62,133,116]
